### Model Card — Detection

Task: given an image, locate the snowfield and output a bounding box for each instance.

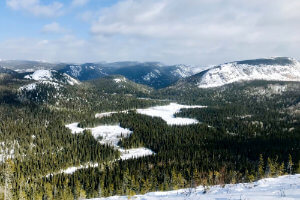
[88,174,300,200]
[136,103,205,125]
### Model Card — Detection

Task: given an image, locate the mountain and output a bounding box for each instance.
[0,60,67,72]
[58,64,109,81]
[177,57,300,88]
[87,75,153,96]
[59,62,200,89]
[0,66,17,75]
[24,69,79,86]
[19,69,79,94]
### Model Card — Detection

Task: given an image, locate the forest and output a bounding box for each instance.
[0,76,299,199]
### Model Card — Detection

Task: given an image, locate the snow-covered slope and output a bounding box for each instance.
[193,57,300,88]
[89,174,300,200]
[24,69,79,85]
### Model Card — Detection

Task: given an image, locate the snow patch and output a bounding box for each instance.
[119,148,154,160]
[65,123,154,163]
[113,77,126,83]
[136,103,205,125]
[24,70,52,81]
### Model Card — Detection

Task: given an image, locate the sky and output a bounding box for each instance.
[0,0,299,66]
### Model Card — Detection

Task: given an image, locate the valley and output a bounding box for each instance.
[0,57,299,199]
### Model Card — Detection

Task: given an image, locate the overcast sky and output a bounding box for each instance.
[0,0,299,66]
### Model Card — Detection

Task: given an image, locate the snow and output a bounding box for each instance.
[19,83,37,91]
[19,81,61,91]
[95,111,128,118]
[65,123,154,162]
[136,103,205,125]
[197,58,300,88]
[65,123,85,134]
[119,148,154,160]
[113,78,126,83]
[89,174,300,200]
[69,65,82,77]
[24,70,53,81]
[89,125,132,146]
[143,72,159,81]
[24,69,79,86]
[171,65,195,78]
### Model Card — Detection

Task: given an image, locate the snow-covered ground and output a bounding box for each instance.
[65,123,154,162]
[89,174,300,200]
[136,103,205,125]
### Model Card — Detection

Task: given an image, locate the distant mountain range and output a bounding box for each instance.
[59,62,200,89]
[1,57,300,89]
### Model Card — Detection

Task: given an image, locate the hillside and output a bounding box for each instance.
[175,57,300,89]
[0,57,299,200]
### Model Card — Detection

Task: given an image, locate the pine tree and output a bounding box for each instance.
[258,154,264,179]
[287,154,293,174]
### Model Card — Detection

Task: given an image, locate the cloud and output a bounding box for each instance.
[42,22,67,34]
[2,0,300,66]
[88,0,300,65]
[6,0,63,17]
[71,0,89,7]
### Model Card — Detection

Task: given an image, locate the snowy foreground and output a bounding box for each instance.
[136,103,205,125]
[89,174,300,200]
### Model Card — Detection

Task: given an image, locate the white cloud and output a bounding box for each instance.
[88,0,300,65]
[72,0,89,7]
[42,22,67,34]
[6,0,63,17]
[2,0,300,66]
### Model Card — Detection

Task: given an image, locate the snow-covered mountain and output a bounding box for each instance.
[20,69,79,92]
[60,62,200,89]
[24,69,79,86]
[185,57,300,88]
[90,174,300,200]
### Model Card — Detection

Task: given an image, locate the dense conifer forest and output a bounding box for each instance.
[0,74,299,199]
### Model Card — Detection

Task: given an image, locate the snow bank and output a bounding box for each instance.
[136,103,205,125]
[89,174,300,200]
